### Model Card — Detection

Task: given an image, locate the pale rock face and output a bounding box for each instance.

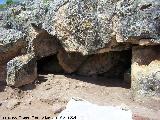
[1,0,160,55]
[0,28,27,64]
[0,0,159,101]
[27,26,60,59]
[44,0,115,55]
[0,28,27,82]
[53,0,114,55]
[115,0,160,43]
[57,49,87,73]
[6,53,37,87]
[43,0,160,55]
[132,46,160,99]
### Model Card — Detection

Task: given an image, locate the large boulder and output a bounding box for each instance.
[43,0,116,55]
[27,26,60,59]
[0,28,27,64]
[0,0,48,32]
[6,53,37,87]
[132,46,160,100]
[0,28,27,81]
[43,0,160,55]
[57,49,87,73]
[115,0,160,43]
[1,0,159,55]
[33,31,59,59]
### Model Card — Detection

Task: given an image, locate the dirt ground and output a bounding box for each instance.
[0,74,160,120]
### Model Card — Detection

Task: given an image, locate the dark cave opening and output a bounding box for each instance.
[37,49,132,88]
[37,54,64,74]
[98,50,132,84]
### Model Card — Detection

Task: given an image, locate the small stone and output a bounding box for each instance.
[3,99,21,110]
[52,104,66,115]
[120,103,130,111]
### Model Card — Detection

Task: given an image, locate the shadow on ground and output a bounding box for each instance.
[64,74,131,89]
[0,73,131,92]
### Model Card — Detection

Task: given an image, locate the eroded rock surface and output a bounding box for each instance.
[132,46,160,100]
[77,50,131,77]
[0,28,27,81]
[77,52,120,76]
[28,27,60,59]
[57,49,87,73]
[1,0,159,55]
[0,0,159,102]
[0,28,27,64]
[6,53,37,87]
[115,0,160,43]
[43,0,160,55]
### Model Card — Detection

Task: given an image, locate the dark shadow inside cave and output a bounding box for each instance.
[98,50,132,88]
[99,50,132,79]
[37,54,64,74]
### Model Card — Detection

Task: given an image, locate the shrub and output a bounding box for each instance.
[6,0,14,5]
[0,4,6,9]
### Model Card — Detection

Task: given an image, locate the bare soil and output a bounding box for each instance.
[0,74,159,120]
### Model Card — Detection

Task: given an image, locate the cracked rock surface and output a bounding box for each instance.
[6,53,37,87]
[0,0,159,100]
[0,0,159,55]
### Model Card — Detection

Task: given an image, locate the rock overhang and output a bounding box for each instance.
[0,0,159,102]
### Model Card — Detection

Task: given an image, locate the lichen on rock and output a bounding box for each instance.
[0,0,159,102]
[6,53,37,87]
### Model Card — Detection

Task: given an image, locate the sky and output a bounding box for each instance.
[0,0,5,4]
[0,0,20,4]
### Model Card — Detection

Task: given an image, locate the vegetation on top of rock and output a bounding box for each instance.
[0,0,16,9]
[6,0,14,5]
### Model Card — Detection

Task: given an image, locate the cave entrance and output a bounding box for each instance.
[37,49,132,88]
[37,54,64,74]
[96,49,132,88]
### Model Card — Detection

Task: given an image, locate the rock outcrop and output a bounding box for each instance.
[28,27,60,59]
[0,28,27,81]
[57,49,87,73]
[43,0,160,55]
[0,0,159,101]
[132,46,160,100]
[0,28,26,64]
[6,53,37,87]
[1,0,159,55]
